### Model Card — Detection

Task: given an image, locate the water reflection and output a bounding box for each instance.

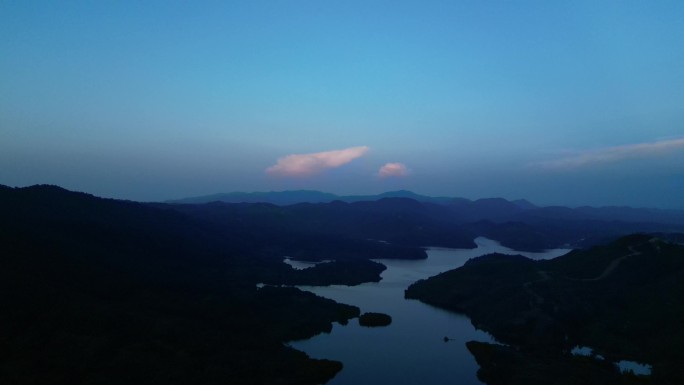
[572,346,652,376]
[283,257,332,270]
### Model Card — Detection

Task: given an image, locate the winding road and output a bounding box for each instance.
[523,245,643,306]
[581,246,641,281]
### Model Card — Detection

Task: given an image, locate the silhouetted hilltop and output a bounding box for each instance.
[511,198,537,210]
[447,197,531,223]
[406,234,684,384]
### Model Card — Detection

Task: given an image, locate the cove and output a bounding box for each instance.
[290,237,571,385]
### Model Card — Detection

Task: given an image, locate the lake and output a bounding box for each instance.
[289,237,571,385]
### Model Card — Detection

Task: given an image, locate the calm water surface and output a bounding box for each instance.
[290,237,570,385]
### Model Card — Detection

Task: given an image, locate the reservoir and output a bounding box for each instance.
[290,237,570,385]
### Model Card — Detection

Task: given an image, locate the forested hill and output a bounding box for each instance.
[0,184,362,385]
[163,197,476,252]
[406,234,684,384]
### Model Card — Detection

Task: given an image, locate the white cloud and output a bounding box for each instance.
[535,138,684,170]
[266,146,369,177]
[378,162,410,178]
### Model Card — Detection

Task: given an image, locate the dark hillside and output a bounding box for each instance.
[0,185,359,385]
[166,191,684,253]
[165,197,473,254]
[406,234,684,384]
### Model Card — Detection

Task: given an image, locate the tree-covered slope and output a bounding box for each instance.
[406,234,684,384]
[0,185,360,385]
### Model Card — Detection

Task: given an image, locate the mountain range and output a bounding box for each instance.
[168,189,534,207]
[167,189,684,251]
[169,189,684,226]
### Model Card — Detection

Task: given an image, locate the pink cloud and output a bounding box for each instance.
[266,146,369,177]
[535,137,684,170]
[378,162,410,178]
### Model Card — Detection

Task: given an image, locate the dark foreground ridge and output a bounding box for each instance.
[0,185,363,385]
[406,234,684,384]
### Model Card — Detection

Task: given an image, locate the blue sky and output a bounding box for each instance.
[1,1,683,207]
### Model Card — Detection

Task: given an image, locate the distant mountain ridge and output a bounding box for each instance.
[169,190,340,205]
[168,189,684,229]
[167,189,459,205]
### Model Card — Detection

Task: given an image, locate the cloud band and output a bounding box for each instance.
[536,138,684,170]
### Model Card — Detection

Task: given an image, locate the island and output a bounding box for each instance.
[358,312,393,327]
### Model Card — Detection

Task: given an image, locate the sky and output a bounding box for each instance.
[1,1,683,208]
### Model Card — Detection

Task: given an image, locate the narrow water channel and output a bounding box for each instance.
[290,237,570,385]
